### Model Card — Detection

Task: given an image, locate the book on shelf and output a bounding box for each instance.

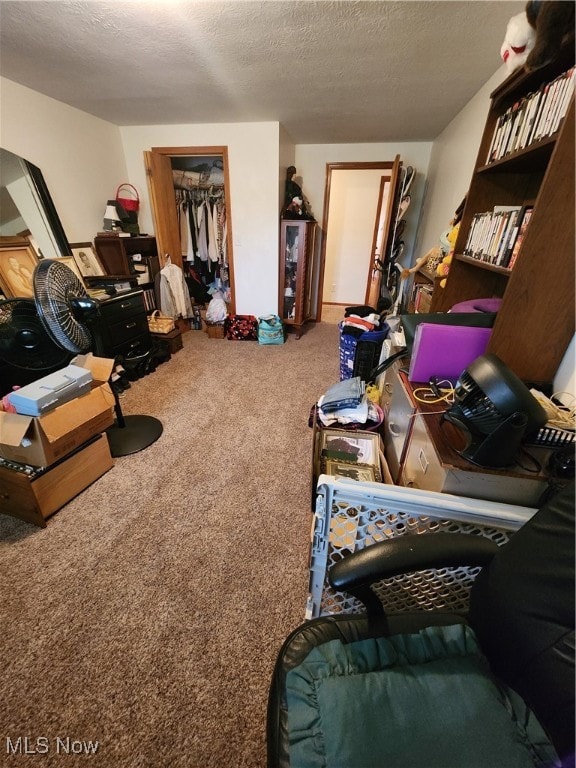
[463,205,522,265]
[485,66,574,164]
[503,206,534,270]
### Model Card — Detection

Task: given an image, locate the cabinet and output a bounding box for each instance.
[92,289,152,359]
[431,44,575,386]
[383,369,549,506]
[279,220,316,338]
[94,235,160,283]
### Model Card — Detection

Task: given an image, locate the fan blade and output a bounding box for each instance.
[0,298,69,370]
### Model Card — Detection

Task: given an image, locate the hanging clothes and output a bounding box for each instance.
[172,174,230,303]
[155,261,194,319]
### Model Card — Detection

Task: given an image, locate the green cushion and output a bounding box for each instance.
[286,624,559,768]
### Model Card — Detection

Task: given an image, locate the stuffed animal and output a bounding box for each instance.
[402,198,465,285]
[524,0,575,72]
[500,11,536,72]
[400,246,443,280]
[285,196,303,217]
[436,222,460,288]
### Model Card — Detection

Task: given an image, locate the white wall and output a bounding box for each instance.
[279,126,296,211]
[0,77,127,246]
[2,74,573,391]
[413,66,508,262]
[119,122,281,317]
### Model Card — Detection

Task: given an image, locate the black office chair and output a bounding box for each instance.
[267,483,574,768]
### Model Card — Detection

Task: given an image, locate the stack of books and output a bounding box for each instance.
[486,66,574,164]
[463,204,533,269]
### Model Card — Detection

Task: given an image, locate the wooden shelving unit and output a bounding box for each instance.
[431,43,575,386]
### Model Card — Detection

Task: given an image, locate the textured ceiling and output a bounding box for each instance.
[0,0,525,143]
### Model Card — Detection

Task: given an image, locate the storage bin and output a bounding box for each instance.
[339,322,388,381]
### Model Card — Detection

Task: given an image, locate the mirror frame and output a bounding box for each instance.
[23,159,71,256]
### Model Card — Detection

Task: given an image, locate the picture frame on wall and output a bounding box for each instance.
[0,242,39,298]
[70,242,105,278]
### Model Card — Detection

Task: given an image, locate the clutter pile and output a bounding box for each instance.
[339,305,390,382]
[340,305,386,337]
[315,376,384,431]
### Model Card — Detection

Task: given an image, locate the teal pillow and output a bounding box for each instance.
[286,624,559,768]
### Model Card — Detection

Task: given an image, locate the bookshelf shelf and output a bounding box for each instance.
[477,135,556,174]
[431,42,575,387]
[454,254,512,276]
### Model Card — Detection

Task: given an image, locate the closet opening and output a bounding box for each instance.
[145,146,236,315]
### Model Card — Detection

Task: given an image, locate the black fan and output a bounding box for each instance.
[442,353,547,468]
[32,259,162,455]
[0,298,70,375]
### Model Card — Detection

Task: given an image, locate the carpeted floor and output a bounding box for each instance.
[0,321,339,767]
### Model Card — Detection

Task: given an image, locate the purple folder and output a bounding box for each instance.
[408,323,493,383]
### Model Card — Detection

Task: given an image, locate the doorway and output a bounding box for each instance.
[318,158,400,322]
[144,146,236,314]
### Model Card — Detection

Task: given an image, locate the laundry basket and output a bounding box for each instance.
[339,322,389,381]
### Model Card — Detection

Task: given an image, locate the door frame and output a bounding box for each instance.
[317,159,399,320]
[145,145,236,314]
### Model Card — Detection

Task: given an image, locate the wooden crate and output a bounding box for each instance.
[0,434,114,527]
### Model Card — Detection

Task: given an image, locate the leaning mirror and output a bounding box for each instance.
[0,148,71,259]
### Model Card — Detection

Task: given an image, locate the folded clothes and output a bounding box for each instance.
[317,396,369,425]
[345,305,377,318]
[321,376,365,413]
[341,313,382,336]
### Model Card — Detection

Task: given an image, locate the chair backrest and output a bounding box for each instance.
[469,482,575,761]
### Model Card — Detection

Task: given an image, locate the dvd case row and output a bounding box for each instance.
[462,204,533,269]
[486,66,574,165]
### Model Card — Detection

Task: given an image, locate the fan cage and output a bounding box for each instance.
[33,260,93,354]
[450,370,504,433]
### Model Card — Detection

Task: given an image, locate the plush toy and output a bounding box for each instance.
[500,11,536,72]
[400,246,443,280]
[524,0,575,72]
[436,222,460,288]
[403,198,465,287]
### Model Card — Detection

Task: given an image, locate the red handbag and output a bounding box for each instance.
[116,183,140,212]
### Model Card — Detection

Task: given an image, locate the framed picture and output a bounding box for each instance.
[56,256,86,287]
[70,242,105,277]
[0,243,39,298]
[320,430,380,466]
[325,460,376,483]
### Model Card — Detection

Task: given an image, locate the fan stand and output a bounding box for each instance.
[106,386,163,457]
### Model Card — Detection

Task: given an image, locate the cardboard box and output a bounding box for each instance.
[0,434,114,527]
[0,355,115,467]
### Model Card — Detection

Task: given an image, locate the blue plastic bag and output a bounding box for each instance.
[258,315,285,345]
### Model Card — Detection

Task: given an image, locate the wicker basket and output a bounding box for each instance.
[147,310,175,334]
[205,322,225,339]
